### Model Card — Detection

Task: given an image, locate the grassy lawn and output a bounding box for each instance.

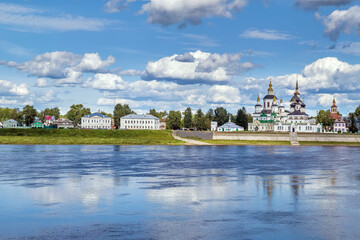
[201,140,291,145]
[0,129,184,145]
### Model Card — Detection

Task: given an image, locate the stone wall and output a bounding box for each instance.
[176,130,360,143]
[297,133,360,142]
[175,131,214,140]
[213,132,290,141]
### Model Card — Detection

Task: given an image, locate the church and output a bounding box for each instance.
[249,79,322,133]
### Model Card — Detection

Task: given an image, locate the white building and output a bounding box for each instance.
[211,121,218,131]
[120,114,160,130]
[217,117,244,132]
[81,111,112,129]
[249,79,322,133]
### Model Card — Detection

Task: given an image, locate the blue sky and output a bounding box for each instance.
[0,0,360,116]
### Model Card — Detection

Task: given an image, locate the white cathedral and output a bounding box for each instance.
[249,80,322,133]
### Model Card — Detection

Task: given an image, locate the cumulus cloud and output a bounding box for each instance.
[0,3,112,32]
[0,80,29,96]
[295,0,354,10]
[139,0,248,27]
[38,89,57,103]
[142,50,255,84]
[83,73,126,90]
[246,57,360,94]
[36,78,49,87]
[318,5,360,41]
[208,85,241,103]
[239,29,294,40]
[2,51,115,87]
[271,57,360,92]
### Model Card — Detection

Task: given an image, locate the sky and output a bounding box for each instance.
[0,0,360,116]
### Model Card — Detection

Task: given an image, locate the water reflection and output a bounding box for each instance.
[0,145,359,239]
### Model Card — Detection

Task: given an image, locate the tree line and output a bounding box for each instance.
[166,106,252,131]
[0,103,253,130]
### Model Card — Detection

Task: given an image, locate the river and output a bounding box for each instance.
[0,145,359,239]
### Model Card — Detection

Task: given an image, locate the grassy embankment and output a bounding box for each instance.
[0,129,184,145]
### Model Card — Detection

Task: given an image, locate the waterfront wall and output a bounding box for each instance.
[175,130,214,140]
[176,131,360,143]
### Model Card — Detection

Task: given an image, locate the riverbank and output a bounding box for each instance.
[0,129,184,145]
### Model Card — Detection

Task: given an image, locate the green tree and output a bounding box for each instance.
[247,113,253,123]
[348,113,358,133]
[0,108,14,122]
[214,107,229,126]
[149,109,167,119]
[66,104,91,126]
[39,107,61,122]
[316,110,335,131]
[12,108,23,125]
[22,105,38,126]
[355,105,360,120]
[205,108,215,121]
[193,109,208,130]
[166,111,182,130]
[235,108,248,130]
[183,107,192,129]
[113,104,134,129]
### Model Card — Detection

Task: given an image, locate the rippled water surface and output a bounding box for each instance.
[0,145,359,239]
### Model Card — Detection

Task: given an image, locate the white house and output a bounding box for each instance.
[120,114,160,130]
[81,111,112,129]
[217,117,244,132]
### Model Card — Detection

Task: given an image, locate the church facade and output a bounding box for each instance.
[249,80,322,133]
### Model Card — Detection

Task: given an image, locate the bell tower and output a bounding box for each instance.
[331,98,337,113]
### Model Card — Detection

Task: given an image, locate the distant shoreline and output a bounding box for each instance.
[0,129,359,146]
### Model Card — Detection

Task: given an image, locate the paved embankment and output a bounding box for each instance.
[172,131,211,145]
[176,131,360,145]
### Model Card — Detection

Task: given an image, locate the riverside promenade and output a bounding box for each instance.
[175,130,360,145]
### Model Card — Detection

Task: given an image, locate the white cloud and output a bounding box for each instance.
[83,73,126,90]
[38,89,57,103]
[76,53,115,73]
[318,5,360,41]
[36,78,49,87]
[104,0,136,13]
[118,69,144,76]
[0,3,112,32]
[295,0,354,10]
[0,80,29,96]
[208,85,241,103]
[3,51,115,87]
[139,0,248,27]
[239,29,294,40]
[142,50,255,84]
[0,97,19,105]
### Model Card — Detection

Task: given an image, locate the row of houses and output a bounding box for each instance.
[0,118,75,129]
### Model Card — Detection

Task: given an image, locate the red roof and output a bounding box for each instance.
[330,112,341,120]
[45,115,52,120]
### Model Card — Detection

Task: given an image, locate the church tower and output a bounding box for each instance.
[263,80,276,111]
[279,96,285,114]
[331,98,337,114]
[271,95,278,113]
[255,93,262,114]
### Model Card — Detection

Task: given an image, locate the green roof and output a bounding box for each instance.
[260,112,267,117]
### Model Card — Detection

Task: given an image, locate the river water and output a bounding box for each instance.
[0,145,359,239]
